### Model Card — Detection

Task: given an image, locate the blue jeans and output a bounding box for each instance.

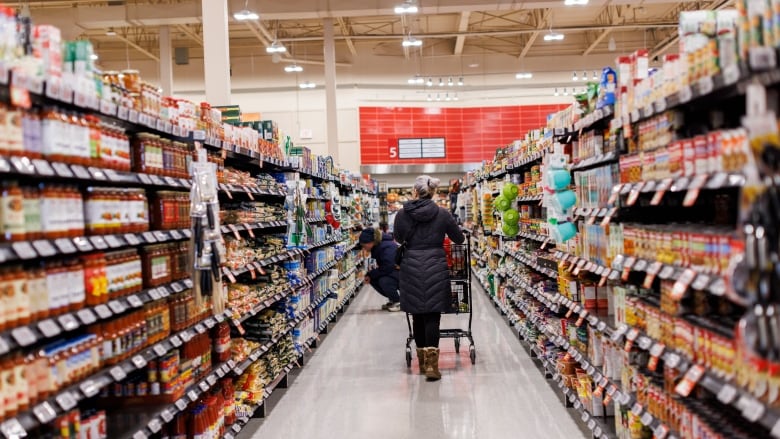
[370,276,400,303]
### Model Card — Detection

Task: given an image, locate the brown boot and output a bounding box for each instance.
[416,348,425,372]
[424,347,441,381]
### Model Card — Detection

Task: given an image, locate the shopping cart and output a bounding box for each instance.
[405,233,475,366]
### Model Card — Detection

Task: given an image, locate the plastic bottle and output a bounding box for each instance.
[1,180,25,241]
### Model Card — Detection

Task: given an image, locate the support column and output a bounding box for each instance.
[322,18,339,163]
[158,25,174,96]
[201,0,231,105]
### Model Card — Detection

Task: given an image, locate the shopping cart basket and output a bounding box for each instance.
[405,232,475,366]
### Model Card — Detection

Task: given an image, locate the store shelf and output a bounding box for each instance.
[0,227,192,264]
[221,221,287,236]
[0,304,234,439]
[218,183,287,198]
[516,194,544,203]
[306,216,327,223]
[504,250,558,279]
[0,276,194,357]
[614,172,745,201]
[0,154,192,190]
[570,151,619,172]
[573,105,614,132]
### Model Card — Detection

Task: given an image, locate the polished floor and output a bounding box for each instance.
[245,282,586,439]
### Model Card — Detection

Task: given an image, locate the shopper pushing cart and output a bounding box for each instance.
[394,175,469,381]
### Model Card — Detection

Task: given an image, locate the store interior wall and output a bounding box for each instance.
[96,45,609,172]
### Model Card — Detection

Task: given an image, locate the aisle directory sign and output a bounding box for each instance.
[397,137,446,159]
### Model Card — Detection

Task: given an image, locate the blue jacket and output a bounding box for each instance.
[368,233,399,281]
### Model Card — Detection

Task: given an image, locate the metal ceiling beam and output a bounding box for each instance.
[520,9,551,59]
[582,29,612,56]
[337,17,358,56]
[115,31,159,61]
[454,12,470,55]
[176,24,203,47]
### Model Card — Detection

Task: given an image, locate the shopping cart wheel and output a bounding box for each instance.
[454,338,461,353]
[405,347,412,368]
[469,346,476,365]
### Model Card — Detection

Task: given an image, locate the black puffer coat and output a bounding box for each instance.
[394,199,465,314]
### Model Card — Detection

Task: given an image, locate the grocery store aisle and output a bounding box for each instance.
[247,281,585,439]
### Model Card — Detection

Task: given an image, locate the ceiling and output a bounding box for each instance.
[15,0,732,78]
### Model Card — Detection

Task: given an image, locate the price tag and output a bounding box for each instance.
[739,396,766,422]
[675,364,705,397]
[176,398,188,411]
[77,308,97,325]
[624,328,639,352]
[33,400,58,424]
[195,324,206,334]
[56,390,77,411]
[11,326,36,346]
[717,383,738,404]
[161,409,174,423]
[71,164,91,179]
[683,174,709,206]
[640,412,654,426]
[647,343,665,372]
[37,318,62,338]
[691,273,711,291]
[169,230,183,240]
[142,231,158,243]
[109,365,128,381]
[30,239,57,257]
[634,259,648,272]
[11,241,37,260]
[679,85,693,103]
[244,223,255,238]
[127,294,143,308]
[132,354,148,369]
[658,265,676,280]
[621,256,636,281]
[654,424,670,439]
[72,237,93,252]
[698,76,714,96]
[137,173,152,185]
[32,158,55,176]
[128,109,139,124]
[108,300,126,314]
[170,335,183,347]
[205,318,216,329]
[80,378,100,398]
[671,268,697,300]
[132,431,148,439]
[666,352,681,369]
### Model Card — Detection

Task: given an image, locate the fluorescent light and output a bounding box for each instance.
[402,36,422,47]
[106,28,117,36]
[284,64,303,73]
[515,72,533,79]
[266,41,287,53]
[572,71,578,81]
[564,0,589,4]
[299,82,316,89]
[407,75,424,85]
[90,54,99,61]
[233,9,260,20]
[544,32,564,41]
[394,0,419,14]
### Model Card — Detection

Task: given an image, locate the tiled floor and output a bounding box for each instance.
[245,281,585,439]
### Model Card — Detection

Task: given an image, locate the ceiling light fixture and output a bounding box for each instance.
[445,93,451,101]
[299,81,316,89]
[544,32,564,41]
[284,64,303,73]
[106,28,117,36]
[582,71,588,81]
[453,93,459,101]
[394,0,419,14]
[436,94,441,101]
[90,54,99,61]
[426,77,433,87]
[572,71,578,81]
[554,88,559,96]
[608,36,616,51]
[458,77,464,86]
[564,0,589,5]
[438,78,444,87]
[515,72,533,79]
[266,40,287,53]
[427,94,432,102]
[563,88,569,96]
[407,75,424,85]
[592,70,598,80]
[448,77,454,86]
[233,0,260,20]
[401,36,422,47]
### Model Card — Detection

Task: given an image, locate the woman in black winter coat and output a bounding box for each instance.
[394,175,464,381]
